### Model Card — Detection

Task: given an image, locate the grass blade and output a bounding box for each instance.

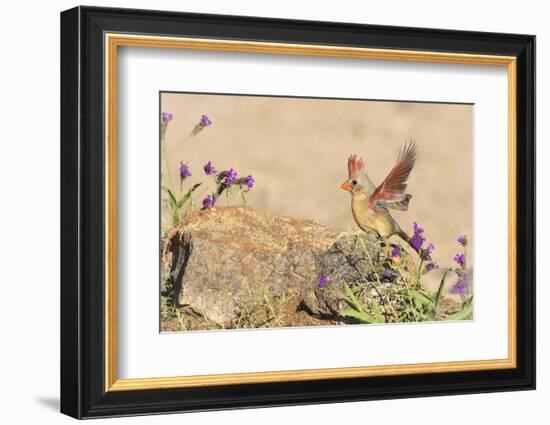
[434,271,448,308]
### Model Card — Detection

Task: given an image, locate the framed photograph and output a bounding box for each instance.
[60,6,535,419]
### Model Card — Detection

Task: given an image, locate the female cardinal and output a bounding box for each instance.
[341,141,425,257]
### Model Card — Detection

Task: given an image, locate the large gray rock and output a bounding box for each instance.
[161,205,384,327]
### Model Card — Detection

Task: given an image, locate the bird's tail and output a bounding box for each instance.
[398,230,431,261]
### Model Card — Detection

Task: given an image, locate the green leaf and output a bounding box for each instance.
[342,308,378,324]
[445,302,474,321]
[172,208,180,226]
[164,188,178,209]
[177,183,202,208]
[434,271,448,308]
[409,290,434,307]
[342,284,384,324]
[162,187,181,226]
[343,283,363,312]
[370,300,385,323]
[421,311,435,321]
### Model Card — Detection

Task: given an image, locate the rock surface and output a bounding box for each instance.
[161,205,384,327]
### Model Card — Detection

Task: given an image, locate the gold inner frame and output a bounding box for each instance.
[104,33,517,392]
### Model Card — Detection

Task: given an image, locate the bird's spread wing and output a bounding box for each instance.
[369,141,416,211]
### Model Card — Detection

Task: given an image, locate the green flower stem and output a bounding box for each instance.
[358,238,398,319]
[462,244,469,306]
[418,259,424,281]
[393,264,418,321]
[161,126,181,226]
[161,129,176,195]
[167,134,192,157]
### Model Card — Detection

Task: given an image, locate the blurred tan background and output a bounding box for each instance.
[161,93,473,282]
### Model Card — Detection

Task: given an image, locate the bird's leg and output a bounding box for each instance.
[369,232,386,261]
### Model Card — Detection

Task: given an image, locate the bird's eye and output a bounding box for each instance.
[352,180,358,185]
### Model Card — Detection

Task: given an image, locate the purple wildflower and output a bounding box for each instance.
[410,222,426,251]
[202,194,217,209]
[203,161,218,175]
[179,161,191,180]
[243,175,255,189]
[390,245,401,258]
[413,222,424,235]
[454,253,466,267]
[426,242,435,255]
[317,275,329,289]
[383,268,394,279]
[190,114,213,137]
[161,112,173,122]
[457,235,467,246]
[410,234,424,250]
[451,281,468,295]
[425,262,439,272]
[222,168,238,187]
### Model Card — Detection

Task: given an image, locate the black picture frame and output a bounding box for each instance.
[60,5,535,419]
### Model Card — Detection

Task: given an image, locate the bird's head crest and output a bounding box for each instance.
[347,154,365,178]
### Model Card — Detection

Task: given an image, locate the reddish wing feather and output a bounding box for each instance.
[369,142,417,209]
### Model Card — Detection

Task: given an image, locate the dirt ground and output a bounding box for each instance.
[161,93,473,292]
[161,298,338,332]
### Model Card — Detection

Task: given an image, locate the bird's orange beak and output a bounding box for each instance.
[340,180,352,192]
